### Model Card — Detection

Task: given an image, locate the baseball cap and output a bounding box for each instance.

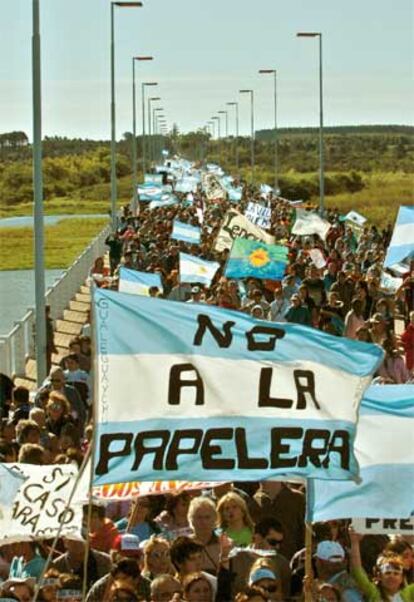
[249,567,277,585]
[112,533,142,557]
[315,541,345,562]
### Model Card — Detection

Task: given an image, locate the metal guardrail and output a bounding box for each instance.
[0,224,111,378]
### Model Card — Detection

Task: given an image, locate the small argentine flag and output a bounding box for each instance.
[179,252,220,286]
[119,267,163,297]
[171,220,201,245]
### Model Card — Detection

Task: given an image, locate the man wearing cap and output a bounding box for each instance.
[314,540,363,601]
[85,536,151,602]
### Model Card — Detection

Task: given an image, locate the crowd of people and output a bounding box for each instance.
[0,160,413,601]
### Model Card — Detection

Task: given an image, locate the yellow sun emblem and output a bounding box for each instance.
[197,266,208,274]
[248,248,270,268]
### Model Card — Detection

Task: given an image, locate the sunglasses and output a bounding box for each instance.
[49,403,63,411]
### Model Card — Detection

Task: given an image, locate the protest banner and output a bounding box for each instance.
[245,202,272,229]
[225,238,288,281]
[351,517,414,536]
[215,209,275,252]
[292,209,331,241]
[307,384,414,521]
[171,220,201,244]
[179,252,220,286]
[93,480,222,501]
[93,288,383,486]
[0,463,83,542]
[119,267,163,296]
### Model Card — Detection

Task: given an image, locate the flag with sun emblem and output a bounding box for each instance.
[225,238,289,280]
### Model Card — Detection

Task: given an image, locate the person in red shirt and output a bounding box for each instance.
[86,503,120,554]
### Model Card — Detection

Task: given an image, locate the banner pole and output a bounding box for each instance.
[304,520,313,601]
[82,285,98,600]
[32,447,91,602]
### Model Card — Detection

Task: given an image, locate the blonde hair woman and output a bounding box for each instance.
[216,492,254,547]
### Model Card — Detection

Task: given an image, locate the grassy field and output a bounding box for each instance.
[322,172,413,226]
[0,218,107,270]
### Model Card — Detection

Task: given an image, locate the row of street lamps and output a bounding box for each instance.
[206,32,324,214]
[32,0,169,383]
[110,2,169,227]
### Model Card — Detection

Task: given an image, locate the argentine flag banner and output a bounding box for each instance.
[171,220,201,245]
[384,205,414,268]
[225,238,289,281]
[307,385,414,521]
[119,267,163,296]
[93,288,383,486]
[137,182,163,202]
[179,252,220,287]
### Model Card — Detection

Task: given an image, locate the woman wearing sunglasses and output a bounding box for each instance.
[349,528,414,600]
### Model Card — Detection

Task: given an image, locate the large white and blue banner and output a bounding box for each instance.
[384,206,414,268]
[179,252,220,287]
[93,289,383,486]
[307,385,414,521]
[171,220,201,245]
[119,267,163,297]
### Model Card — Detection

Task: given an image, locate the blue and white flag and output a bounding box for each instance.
[307,385,414,521]
[119,267,163,296]
[179,252,220,286]
[171,220,201,245]
[137,183,163,202]
[175,176,199,194]
[149,194,179,210]
[384,206,414,268]
[93,288,383,485]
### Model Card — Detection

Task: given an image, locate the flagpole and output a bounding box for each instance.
[32,447,91,602]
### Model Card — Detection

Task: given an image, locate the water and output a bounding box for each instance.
[0,214,107,228]
[0,269,63,335]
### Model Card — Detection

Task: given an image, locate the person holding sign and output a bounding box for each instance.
[349,528,414,601]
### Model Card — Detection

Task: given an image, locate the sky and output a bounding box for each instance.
[0,0,413,139]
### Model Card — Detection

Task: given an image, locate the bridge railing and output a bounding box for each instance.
[0,224,111,378]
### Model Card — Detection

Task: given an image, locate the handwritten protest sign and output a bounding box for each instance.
[0,463,82,542]
[245,202,272,229]
[215,209,275,251]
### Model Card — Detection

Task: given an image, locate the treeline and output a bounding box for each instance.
[0,126,412,208]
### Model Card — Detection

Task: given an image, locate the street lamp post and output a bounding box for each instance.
[148,95,161,167]
[240,89,255,184]
[110,1,142,229]
[32,0,46,384]
[297,32,325,214]
[141,82,157,174]
[132,56,152,212]
[212,115,220,163]
[227,101,239,174]
[152,107,164,163]
[259,68,279,193]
